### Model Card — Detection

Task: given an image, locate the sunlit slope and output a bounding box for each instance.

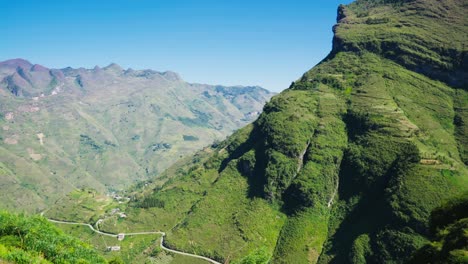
[0,211,107,263]
[128,0,467,263]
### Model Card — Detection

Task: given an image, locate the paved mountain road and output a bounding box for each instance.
[46,218,221,264]
[47,218,117,237]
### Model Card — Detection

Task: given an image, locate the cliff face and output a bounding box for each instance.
[125,0,467,263]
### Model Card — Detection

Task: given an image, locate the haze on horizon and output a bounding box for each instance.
[1,0,353,92]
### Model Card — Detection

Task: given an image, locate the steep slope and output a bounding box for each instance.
[121,0,467,263]
[409,193,468,263]
[0,60,273,212]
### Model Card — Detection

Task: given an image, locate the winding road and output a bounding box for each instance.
[47,219,117,237]
[46,218,221,264]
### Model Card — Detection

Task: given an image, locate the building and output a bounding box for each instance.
[107,246,121,251]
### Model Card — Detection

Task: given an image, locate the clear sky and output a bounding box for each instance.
[1,0,353,92]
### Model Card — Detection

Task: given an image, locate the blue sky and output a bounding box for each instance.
[1,0,353,92]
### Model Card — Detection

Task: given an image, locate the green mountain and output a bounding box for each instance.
[0,59,273,212]
[116,0,467,263]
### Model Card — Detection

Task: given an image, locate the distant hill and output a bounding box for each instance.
[117,0,467,263]
[0,59,274,212]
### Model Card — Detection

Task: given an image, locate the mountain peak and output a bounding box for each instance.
[103,63,124,72]
[31,64,49,72]
[0,58,33,69]
[161,71,181,81]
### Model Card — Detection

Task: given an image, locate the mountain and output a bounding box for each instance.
[0,59,274,212]
[113,0,467,263]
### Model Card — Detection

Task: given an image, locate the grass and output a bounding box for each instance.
[164,164,286,262]
[409,193,468,263]
[44,188,121,224]
[271,208,330,264]
[334,0,467,88]
[0,211,106,263]
[53,223,209,264]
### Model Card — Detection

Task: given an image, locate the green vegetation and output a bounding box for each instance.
[45,188,120,223]
[51,221,211,264]
[409,193,468,263]
[0,187,212,263]
[54,224,158,263]
[233,247,270,264]
[0,211,106,263]
[178,110,212,128]
[80,134,104,153]
[334,0,467,88]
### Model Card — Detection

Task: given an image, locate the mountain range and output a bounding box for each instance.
[0,59,274,212]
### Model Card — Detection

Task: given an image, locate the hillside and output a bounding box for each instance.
[409,192,468,263]
[0,211,108,263]
[113,0,468,263]
[0,59,273,212]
